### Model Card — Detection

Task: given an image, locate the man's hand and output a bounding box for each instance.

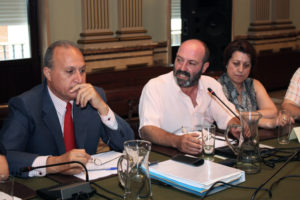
[227,117,241,138]
[46,149,91,175]
[176,133,202,155]
[0,155,9,178]
[140,126,202,155]
[71,83,109,115]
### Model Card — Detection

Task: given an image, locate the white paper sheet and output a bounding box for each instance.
[75,151,122,181]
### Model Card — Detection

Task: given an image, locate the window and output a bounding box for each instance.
[0,0,31,61]
[171,0,181,46]
[0,0,41,104]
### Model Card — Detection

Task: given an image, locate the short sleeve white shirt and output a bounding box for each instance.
[139,72,237,135]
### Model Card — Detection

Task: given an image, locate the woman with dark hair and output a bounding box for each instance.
[0,141,9,179]
[218,39,278,128]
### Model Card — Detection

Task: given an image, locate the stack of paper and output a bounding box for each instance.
[149,159,245,196]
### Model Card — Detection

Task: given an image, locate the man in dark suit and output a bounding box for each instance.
[0,40,134,177]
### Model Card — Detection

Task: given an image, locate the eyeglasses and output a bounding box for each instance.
[90,157,102,166]
[89,155,121,166]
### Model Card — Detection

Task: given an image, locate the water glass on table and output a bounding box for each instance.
[202,124,216,159]
[0,175,14,200]
[277,110,292,145]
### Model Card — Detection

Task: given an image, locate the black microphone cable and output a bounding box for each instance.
[20,160,90,182]
[269,174,300,195]
[200,180,271,200]
[260,147,300,167]
[201,148,300,199]
[250,150,299,200]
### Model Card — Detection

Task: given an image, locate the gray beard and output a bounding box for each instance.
[174,70,202,88]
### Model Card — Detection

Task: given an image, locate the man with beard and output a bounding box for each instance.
[138,39,238,155]
[0,40,134,177]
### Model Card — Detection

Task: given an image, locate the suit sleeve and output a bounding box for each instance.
[0,97,39,177]
[95,87,134,151]
[0,142,6,155]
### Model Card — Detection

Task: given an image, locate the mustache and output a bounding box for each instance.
[174,70,190,78]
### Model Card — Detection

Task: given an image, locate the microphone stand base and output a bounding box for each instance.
[37,182,95,200]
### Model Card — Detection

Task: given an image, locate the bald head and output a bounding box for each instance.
[178,39,210,63]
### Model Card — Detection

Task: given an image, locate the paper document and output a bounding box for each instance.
[75,151,122,181]
[149,159,245,196]
[215,135,233,148]
[289,126,300,143]
[259,143,274,149]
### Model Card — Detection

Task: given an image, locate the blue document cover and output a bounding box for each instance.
[149,159,245,196]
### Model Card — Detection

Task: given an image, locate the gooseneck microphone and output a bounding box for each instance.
[20,161,95,199]
[207,88,240,120]
[20,161,89,182]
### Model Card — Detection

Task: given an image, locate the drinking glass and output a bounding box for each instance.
[202,124,216,159]
[277,110,292,144]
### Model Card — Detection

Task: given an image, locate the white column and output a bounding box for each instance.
[248,0,272,32]
[247,0,297,53]
[116,0,151,39]
[78,0,117,47]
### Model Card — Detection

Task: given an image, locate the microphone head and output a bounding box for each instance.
[207,88,215,95]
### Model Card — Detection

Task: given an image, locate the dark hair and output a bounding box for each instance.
[223,39,256,68]
[43,40,81,68]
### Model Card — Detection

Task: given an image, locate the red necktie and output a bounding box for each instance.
[64,102,75,152]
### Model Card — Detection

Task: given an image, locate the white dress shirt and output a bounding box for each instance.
[139,72,237,136]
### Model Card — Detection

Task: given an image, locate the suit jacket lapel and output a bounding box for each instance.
[41,83,66,155]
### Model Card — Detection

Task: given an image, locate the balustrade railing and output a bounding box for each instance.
[0,43,26,60]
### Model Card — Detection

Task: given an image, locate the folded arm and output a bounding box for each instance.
[254,79,278,119]
[253,79,278,128]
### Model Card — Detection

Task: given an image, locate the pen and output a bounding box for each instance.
[88,167,117,171]
[100,167,117,171]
